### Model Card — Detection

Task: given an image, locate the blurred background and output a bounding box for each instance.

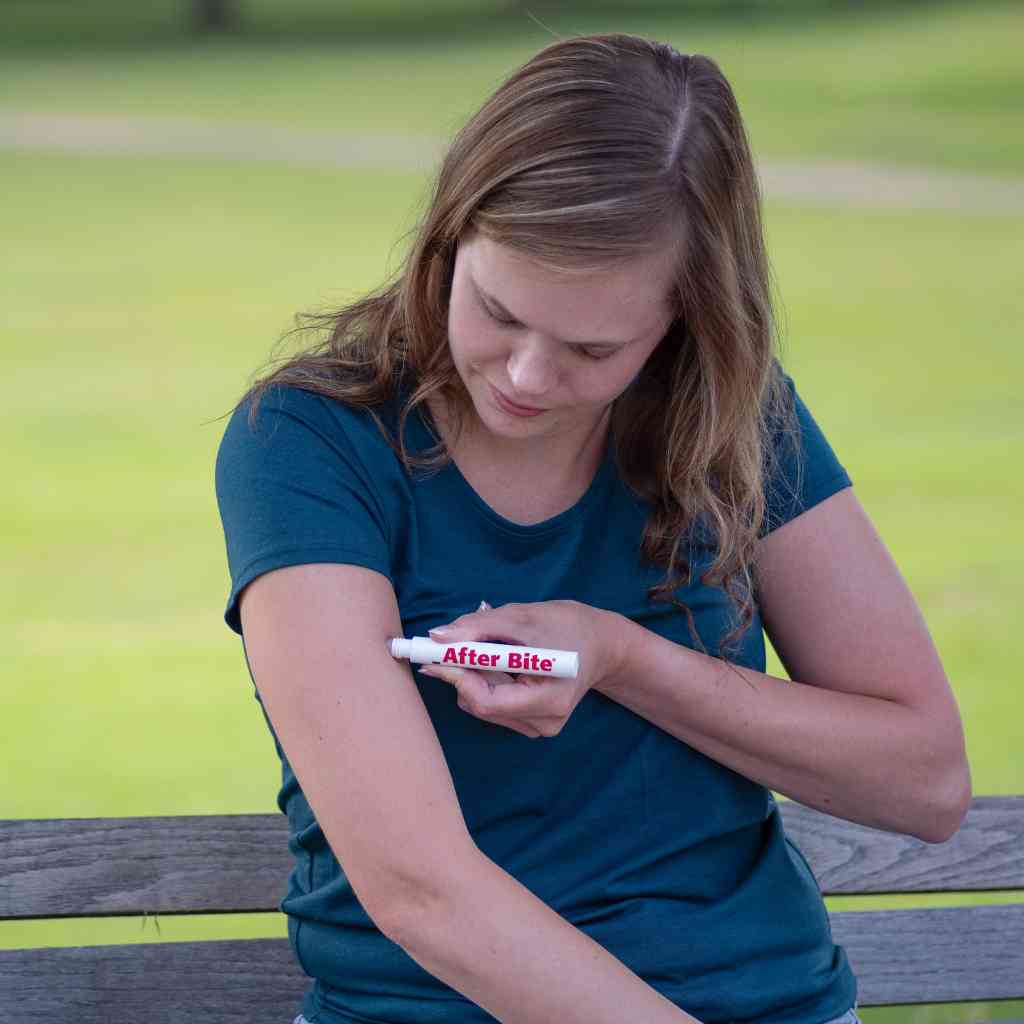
[3,1,1022,1020]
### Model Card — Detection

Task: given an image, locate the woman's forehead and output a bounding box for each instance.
[465,233,675,299]
[464,234,676,341]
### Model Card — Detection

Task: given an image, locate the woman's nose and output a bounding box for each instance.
[506,338,556,398]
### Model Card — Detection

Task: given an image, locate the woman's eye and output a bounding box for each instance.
[484,305,518,327]
[483,302,617,361]
[577,347,618,361]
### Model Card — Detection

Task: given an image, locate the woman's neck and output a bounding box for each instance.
[426,392,611,486]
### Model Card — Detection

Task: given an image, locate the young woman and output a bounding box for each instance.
[215,33,970,1024]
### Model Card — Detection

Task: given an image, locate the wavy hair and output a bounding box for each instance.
[226,33,801,668]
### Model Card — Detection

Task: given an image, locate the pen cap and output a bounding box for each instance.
[389,638,411,659]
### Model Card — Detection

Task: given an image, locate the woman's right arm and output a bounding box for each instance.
[241,562,701,1024]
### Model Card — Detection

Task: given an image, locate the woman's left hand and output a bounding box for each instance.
[418,599,626,738]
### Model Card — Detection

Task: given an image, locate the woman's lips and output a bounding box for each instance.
[490,383,546,417]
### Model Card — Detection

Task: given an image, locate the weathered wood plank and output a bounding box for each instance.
[832,903,1024,1003]
[0,938,308,1022]
[2,797,1022,920]
[778,795,1024,894]
[0,904,1021,1017]
[0,814,292,919]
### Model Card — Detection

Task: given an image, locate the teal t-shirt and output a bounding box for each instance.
[214,369,857,1024]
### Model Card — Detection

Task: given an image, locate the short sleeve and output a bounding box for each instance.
[760,372,853,538]
[214,384,392,636]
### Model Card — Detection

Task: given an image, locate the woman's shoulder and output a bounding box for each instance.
[217,379,420,491]
[760,366,853,537]
[232,379,405,445]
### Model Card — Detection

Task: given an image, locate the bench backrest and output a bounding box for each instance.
[2,796,1023,1022]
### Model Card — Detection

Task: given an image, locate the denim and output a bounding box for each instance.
[820,1007,863,1024]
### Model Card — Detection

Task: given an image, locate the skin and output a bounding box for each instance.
[427,228,679,486]
[420,229,679,731]
[418,238,970,840]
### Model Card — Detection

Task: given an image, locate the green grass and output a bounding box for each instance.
[2,4,1022,1018]
[2,1,1023,174]
[2,149,1022,1022]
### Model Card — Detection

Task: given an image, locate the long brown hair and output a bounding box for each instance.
[226,33,801,667]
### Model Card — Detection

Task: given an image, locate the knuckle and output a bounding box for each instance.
[509,604,531,625]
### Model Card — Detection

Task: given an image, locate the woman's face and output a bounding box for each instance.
[444,230,678,448]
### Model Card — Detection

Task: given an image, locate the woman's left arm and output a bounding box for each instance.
[597,486,972,844]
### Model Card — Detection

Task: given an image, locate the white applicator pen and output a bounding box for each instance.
[388,636,579,679]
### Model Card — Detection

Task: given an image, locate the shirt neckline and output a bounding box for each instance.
[406,390,615,538]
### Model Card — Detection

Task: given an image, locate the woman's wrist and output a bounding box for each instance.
[594,609,638,699]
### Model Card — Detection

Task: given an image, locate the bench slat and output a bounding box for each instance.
[833,903,1024,1003]
[779,795,1024,894]
[0,938,308,1022]
[0,814,291,919]
[2,797,1023,919]
[1,903,1021,1017]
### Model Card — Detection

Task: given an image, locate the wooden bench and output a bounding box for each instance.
[2,796,1023,1022]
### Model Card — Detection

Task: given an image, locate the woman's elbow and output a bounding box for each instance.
[918,755,972,844]
[371,840,486,944]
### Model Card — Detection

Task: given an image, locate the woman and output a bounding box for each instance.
[215,34,970,1024]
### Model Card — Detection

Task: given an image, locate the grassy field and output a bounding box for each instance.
[2,3,1022,1020]
[2,1,1023,174]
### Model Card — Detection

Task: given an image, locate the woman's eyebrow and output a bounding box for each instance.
[472,277,636,347]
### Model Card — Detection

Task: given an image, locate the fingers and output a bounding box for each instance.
[419,664,539,709]
[417,601,551,739]
[429,608,487,640]
[429,600,530,644]
[419,664,553,739]
[419,664,510,693]
[430,622,527,647]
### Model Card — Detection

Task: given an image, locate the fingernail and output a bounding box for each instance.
[429,626,453,638]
